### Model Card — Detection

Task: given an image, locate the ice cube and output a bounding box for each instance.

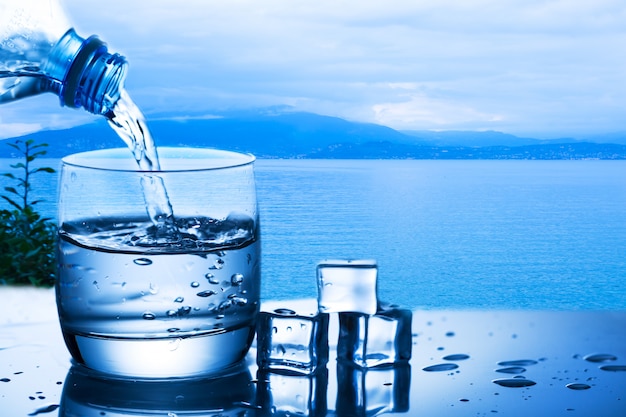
[337,302,413,368]
[256,307,329,375]
[317,259,378,315]
[336,361,410,416]
[256,368,328,416]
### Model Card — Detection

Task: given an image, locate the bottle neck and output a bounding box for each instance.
[43,29,127,115]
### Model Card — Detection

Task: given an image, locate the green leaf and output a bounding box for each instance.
[3,186,19,195]
[30,142,49,150]
[32,167,56,174]
[31,150,48,158]
[0,139,57,287]
[6,142,20,151]
[1,196,21,211]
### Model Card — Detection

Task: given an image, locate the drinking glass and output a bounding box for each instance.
[56,147,260,378]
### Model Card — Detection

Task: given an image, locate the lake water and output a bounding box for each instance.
[1,158,625,310]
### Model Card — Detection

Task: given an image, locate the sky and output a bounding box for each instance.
[1,0,626,140]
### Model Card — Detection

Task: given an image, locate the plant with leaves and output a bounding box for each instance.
[0,139,57,286]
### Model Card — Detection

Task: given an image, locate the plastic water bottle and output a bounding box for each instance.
[0,0,127,116]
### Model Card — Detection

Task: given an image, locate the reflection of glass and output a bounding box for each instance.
[256,368,328,417]
[58,363,255,416]
[56,148,260,378]
[336,362,411,417]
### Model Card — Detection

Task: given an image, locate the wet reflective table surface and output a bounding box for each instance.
[1,288,625,416]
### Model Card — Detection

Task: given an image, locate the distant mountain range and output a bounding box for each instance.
[3,108,626,159]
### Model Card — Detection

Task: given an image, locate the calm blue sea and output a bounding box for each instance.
[1,158,625,310]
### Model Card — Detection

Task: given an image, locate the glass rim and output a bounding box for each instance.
[61,147,256,173]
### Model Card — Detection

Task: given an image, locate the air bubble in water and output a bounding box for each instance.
[205,273,219,284]
[149,283,159,294]
[133,258,152,266]
[231,297,247,306]
[174,297,184,303]
[166,310,177,317]
[190,281,200,288]
[178,306,192,316]
[196,290,217,298]
[231,273,244,286]
[211,258,225,270]
[142,312,156,320]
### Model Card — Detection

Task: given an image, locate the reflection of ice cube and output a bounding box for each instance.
[317,259,378,315]
[338,302,412,368]
[256,369,328,417]
[336,361,411,417]
[257,307,329,375]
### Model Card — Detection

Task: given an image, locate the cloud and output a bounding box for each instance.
[372,91,504,131]
[0,122,43,141]
[0,96,94,140]
[2,0,625,138]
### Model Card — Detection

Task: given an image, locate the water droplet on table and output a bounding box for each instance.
[566,383,591,390]
[443,354,470,361]
[492,378,537,388]
[599,365,626,372]
[423,363,459,372]
[275,308,297,315]
[583,353,617,363]
[497,359,538,367]
[28,404,59,416]
[496,366,526,374]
